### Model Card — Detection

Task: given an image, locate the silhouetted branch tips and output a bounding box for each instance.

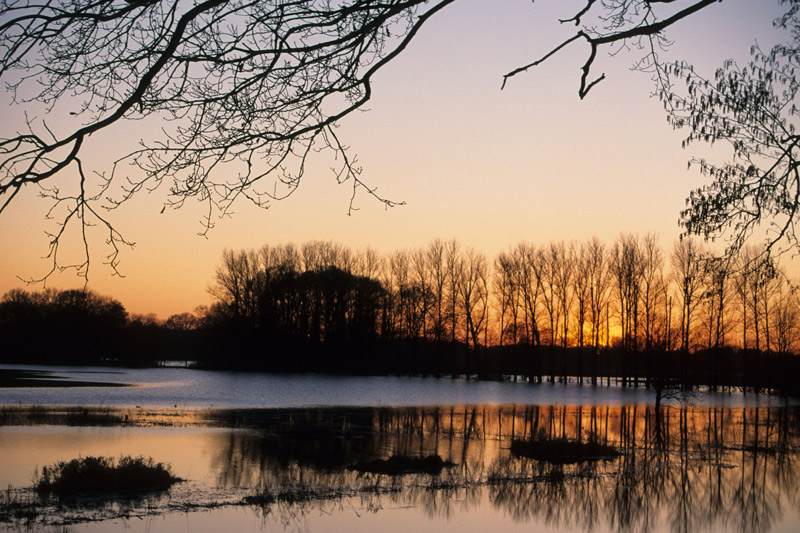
[0,0,457,280]
[503,1,719,97]
[0,0,781,283]
[559,0,597,26]
[660,7,800,258]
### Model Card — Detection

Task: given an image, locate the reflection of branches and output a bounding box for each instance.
[200,405,800,533]
[9,405,797,530]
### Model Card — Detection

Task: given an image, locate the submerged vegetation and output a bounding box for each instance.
[34,456,182,496]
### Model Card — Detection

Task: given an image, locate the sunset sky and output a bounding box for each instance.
[0,0,790,318]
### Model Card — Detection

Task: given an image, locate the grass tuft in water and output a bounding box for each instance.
[510,438,620,464]
[350,454,454,475]
[34,456,182,495]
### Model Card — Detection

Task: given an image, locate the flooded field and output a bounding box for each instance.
[1,365,799,532]
[2,402,799,532]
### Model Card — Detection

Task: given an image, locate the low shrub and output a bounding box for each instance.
[34,456,182,495]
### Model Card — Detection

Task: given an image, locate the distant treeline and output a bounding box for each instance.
[0,288,199,367]
[2,235,800,393]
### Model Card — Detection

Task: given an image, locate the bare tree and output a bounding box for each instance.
[209,247,263,325]
[698,256,733,350]
[772,275,800,354]
[611,234,644,386]
[586,236,611,384]
[445,238,462,345]
[0,0,458,279]
[538,242,575,381]
[261,243,302,273]
[756,260,781,353]
[203,235,800,381]
[538,245,557,350]
[388,249,428,339]
[301,240,350,272]
[554,241,576,351]
[734,246,757,350]
[426,238,448,343]
[586,236,611,348]
[639,233,667,351]
[739,247,778,352]
[573,239,601,384]
[459,247,488,350]
[573,242,591,350]
[493,250,516,347]
[611,234,643,352]
[502,0,723,97]
[411,247,433,339]
[444,238,463,376]
[388,250,415,338]
[353,247,383,280]
[670,238,706,388]
[515,243,542,348]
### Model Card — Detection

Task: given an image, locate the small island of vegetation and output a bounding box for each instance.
[34,456,182,496]
[510,437,621,465]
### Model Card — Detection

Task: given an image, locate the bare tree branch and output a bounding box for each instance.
[503,0,720,98]
[0,0,732,282]
[0,0,454,279]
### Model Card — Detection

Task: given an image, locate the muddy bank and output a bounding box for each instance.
[0,369,131,388]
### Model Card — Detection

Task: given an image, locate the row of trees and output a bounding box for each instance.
[2,235,798,388]
[209,236,800,355]
[203,237,800,387]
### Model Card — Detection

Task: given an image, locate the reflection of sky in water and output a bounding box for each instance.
[2,404,799,532]
[2,364,795,408]
[0,425,234,487]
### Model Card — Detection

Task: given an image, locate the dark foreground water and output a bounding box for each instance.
[1,366,799,532]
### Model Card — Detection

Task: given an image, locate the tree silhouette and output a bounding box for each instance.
[0,0,731,279]
[662,2,800,259]
[0,287,128,363]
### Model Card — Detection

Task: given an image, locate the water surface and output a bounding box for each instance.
[1,364,791,408]
[1,365,798,532]
[2,403,799,532]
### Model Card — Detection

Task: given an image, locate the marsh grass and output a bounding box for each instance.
[510,438,620,464]
[243,483,348,508]
[34,456,182,496]
[0,486,40,523]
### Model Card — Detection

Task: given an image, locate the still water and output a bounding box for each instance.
[1,365,799,532]
[0,363,791,408]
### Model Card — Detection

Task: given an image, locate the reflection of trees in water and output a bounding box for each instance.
[209,404,800,532]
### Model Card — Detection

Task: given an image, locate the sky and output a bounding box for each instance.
[0,0,791,318]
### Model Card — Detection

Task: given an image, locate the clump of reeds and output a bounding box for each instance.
[1,486,40,523]
[349,454,454,475]
[34,456,182,495]
[510,438,620,464]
